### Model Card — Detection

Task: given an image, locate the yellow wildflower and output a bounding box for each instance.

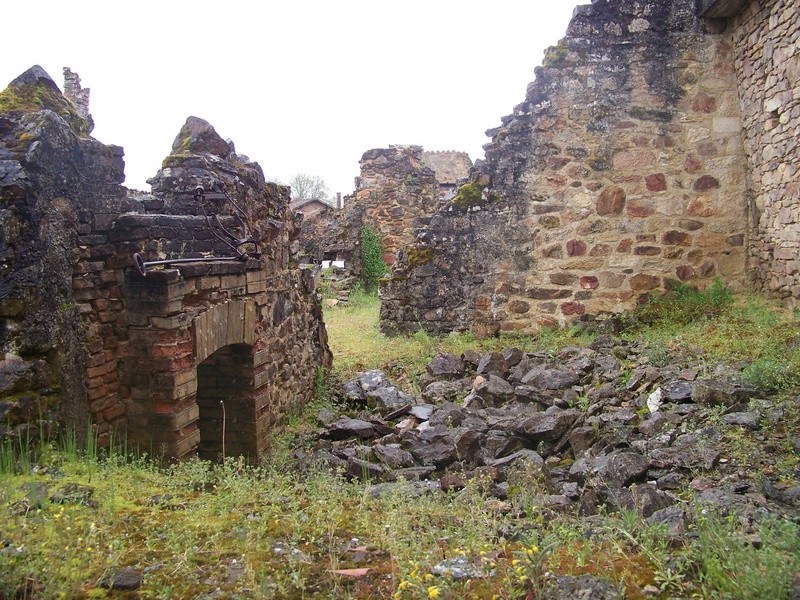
[399,581,409,590]
[427,586,441,599]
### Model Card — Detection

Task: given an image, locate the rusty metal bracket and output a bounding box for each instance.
[132,185,263,276]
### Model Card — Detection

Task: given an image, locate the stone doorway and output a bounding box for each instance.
[196,343,256,461]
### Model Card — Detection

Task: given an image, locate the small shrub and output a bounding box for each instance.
[630,277,733,328]
[740,357,800,393]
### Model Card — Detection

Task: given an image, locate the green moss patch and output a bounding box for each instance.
[0,81,89,136]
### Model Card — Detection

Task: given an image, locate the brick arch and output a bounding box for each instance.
[124,282,266,460]
[192,300,258,365]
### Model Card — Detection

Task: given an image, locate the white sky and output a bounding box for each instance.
[2,1,580,198]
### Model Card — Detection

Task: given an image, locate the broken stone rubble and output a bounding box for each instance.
[295,340,799,528]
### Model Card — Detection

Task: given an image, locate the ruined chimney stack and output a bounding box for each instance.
[63,67,94,134]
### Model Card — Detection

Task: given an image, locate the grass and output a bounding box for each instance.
[622,280,800,395]
[324,291,592,388]
[1,284,799,598]
[2,442,798,599]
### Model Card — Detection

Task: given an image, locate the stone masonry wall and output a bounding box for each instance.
[1,70,331,457]
[382,0,750,335]
[352,145,443,266]
[733,0,800,306]
[1,66,131,444]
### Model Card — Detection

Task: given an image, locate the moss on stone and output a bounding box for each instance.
[0,81,90,136]
[406,245,433,267]
[452,181,487,208]
[161,153,194,168]
[542,40,570,68]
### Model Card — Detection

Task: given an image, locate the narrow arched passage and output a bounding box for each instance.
[196,343,256,461]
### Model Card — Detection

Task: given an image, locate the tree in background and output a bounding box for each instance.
[289,173,331,202]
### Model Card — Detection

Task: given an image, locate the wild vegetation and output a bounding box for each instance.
[1,284,799,599]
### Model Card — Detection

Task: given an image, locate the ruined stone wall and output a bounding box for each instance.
[733,0,799,306]
[1,70,331,457]
[353,145,443,266]
[62,67,93,133]
[382,0,750,334]
[1,67,130,443]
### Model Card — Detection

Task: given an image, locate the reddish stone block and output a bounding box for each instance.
[567,240,587,256]
[103,402,127,422]
[645,173,667,192]
[684,154,702,174]
[580,276,599,289]
[676,265,696,280]
[627,201,655,217]
[693,175,720,192]
[692,92,717,113]
[547,156,571,170]
[88,385,109,401]
[662,230,692,246]
[561,302,586,316]
[687,197,714,217]
[86,360,117,379]
[151,340,193,359]
[634,246,662,256]
[617,239,633,253]
[596,186,626,215]
[697,142,717,156]
[630,274,660,290]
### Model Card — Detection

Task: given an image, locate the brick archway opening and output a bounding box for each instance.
[196,343,256,461]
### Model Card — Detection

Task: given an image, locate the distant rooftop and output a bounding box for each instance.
[290,198,331,211]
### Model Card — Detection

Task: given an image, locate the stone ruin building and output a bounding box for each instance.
[0,66,331,459]
[295,145,472,298]
[381,0,799,335]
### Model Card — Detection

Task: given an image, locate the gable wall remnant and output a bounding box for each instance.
[352,145,443,267]
[294,145,455,296]
[382,0,768,335]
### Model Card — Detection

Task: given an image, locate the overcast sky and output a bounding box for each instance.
[3,1,579,198]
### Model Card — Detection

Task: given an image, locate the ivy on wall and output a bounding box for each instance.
[359,225,387,292]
